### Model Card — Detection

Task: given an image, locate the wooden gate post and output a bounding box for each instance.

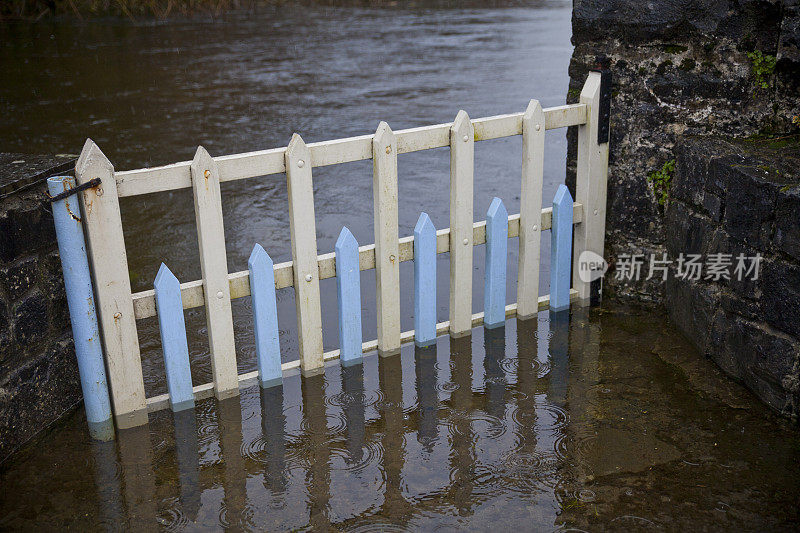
[572,71,610,303]
[76,140,147,429]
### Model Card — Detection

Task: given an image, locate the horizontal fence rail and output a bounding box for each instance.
[131,203,584,320]
[73,73,609,430]
[114,105,586,197]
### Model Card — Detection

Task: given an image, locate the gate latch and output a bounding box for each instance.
[590,56,612,145]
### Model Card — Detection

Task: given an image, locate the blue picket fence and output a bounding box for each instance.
[152,187,575,407]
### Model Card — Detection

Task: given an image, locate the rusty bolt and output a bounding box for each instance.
[113,312,122,319]
[385,146,392,154]
[204,169,211,179]
[389,254,396,263]
[96,187,104,197]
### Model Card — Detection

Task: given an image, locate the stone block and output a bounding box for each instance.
[665,275,720,354]
[12,290,48,348]
[760,258,800,339]
[1,257,38,302]
[775,186,800,261]
[708,312,799,413]
[722,164,778,251]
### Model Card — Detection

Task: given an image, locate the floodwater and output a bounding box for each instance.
[2,304,800,530]
[3,0,576,397]
[2,2,800,531]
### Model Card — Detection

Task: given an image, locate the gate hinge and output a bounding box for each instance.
[590,56,612,145]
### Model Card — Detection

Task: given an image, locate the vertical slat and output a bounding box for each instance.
[248,244,282,387]
[75,139,147,429]
[154,263,194,411]
[335,227,363,365]
[449,110,474,337]
[413,212,437,347]
[372,122,401,356]
[484,197,508,328]
[190,147,239,399]
[517,100,545,319]
[572,72,610,302]
[550,184,574,311]
[285,134,324,374]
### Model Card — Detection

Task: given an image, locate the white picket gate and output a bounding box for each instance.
[75,72,609,430]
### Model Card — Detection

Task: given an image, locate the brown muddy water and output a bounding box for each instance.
[1,1,800,531]
[2,304,800,531]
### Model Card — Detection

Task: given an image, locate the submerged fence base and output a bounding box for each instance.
[48,176,114,441]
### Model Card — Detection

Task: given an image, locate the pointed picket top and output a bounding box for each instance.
[189,145,215,175]
[553,183,573,208]
[286,133,310,165]
[248,243,274,272]
[154,262,180,292]
[523,99,545,126]
[414,212,435,236]
[550,184,574,312]
[487,197,508,222]
[373,121,396,150]
[451,110,473,140]
[76,138,113,176]
[336,226,359,254]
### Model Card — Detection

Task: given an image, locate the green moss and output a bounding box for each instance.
[744,133,800,149]
[567,88,581,100]
[679,58,696,71]
[747,50,777,90]
[662,44,688,54]
[647,159,676,206]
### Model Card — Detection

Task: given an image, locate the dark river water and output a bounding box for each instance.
[2,2,800,531]
[2,0,577,395]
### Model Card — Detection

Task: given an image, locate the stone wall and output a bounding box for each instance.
[567,0,800,302]
[665,136,799,419]
[0,153,81,464]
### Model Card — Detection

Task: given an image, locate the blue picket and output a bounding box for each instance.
[484,197,508,328]
[248,244,282,387]
[414,212,437,346]
[550,184,574,311]
[154,263,194,411]
[336,227,363,365]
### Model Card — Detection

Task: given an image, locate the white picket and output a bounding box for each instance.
[190,147,239,399]
[285,134,324,374]
[372,122,401,356]
[449,110,475,337]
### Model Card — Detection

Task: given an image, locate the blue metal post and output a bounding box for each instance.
[47,175,114,441]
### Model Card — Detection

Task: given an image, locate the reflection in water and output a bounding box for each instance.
[414,345,439,452]
[260,386,287,495]
[2,305,800,530]
[173,410,201,522]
